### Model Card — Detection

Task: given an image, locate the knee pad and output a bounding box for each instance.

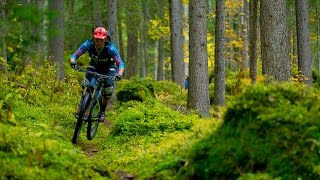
[103,86,114,98]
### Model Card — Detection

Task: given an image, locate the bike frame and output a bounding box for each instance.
[77,67,113,121]
[72,66,114,143]
[83,76,103,120]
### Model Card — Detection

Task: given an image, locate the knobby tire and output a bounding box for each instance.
[72,93,90,144]
[86,98,100,140]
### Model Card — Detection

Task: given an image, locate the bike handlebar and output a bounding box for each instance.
[75,65,114,80]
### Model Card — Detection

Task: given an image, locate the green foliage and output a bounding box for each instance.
[0,124,110,179]
[151,80,187,106]
[4,3,46,71]
[112,100,193,136]
[116,77,187,106]
[148,16,170,40]
[1,63,214,179]
[0,66,111,179]
[116,77,156,103]
[237,173,278,180]
[0,72,21,125]
[312,69,320,88]
[13,4,43,25]
[93,116,218,179]
[181,82,320,179]
[12,63,81,107]
[209,70,247,104]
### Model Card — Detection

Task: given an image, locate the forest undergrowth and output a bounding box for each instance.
[1,64,320,179]
[0,64,218,179]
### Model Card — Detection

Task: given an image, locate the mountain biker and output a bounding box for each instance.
[70,26,125,122]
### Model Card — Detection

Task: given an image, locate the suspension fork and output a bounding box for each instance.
[84,87,97,118]
[76,87,88,116]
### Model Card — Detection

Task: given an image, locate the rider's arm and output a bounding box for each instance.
[70,39,92,63]
[109,43,125,76]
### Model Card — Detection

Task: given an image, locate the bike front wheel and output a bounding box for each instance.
[86,98,101,140]
[72,93,90,144]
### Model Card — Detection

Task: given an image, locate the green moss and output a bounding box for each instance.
[112,100,193,136]
[182,83,320,179]
[0,65,210,179]
[0,124,111,179]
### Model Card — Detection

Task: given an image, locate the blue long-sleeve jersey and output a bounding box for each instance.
[70,39,125,69]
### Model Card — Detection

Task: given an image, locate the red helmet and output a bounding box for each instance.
[93,27,107,40]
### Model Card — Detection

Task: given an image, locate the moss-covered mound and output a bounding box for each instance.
[181,83,320,179]
[112,100,193,136]
[116,78,156,103]
[0,123,111,179]
[116,77,187,105]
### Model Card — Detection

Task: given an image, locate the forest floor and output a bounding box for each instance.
[78,102,137,179]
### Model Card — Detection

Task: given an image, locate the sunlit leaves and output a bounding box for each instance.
[7,46,14,53]
[148,17,170,40]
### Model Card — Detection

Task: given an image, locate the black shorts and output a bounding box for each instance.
[85,65,117,88]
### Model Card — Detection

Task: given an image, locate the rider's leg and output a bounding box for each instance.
[98,86,113,122]
[101,87,113,111]
[98,65,117,122]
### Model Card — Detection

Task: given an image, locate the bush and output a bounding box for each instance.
[181,83,320,179]
[0,72,21,125]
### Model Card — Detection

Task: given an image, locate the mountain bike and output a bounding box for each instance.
[72,66,114,144]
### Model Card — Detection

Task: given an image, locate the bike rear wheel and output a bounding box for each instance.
[72,93,90,144]
[86,98,101,140]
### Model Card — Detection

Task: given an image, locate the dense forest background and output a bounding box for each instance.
[1,0,320,179]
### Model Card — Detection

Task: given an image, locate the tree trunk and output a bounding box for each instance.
[289,3,298,74]
[92,0,102,27]
[126,31,138,78]
[260,0,291,81]
[214,0,226,108]
[48,0,65,81]
[157,38,165,81]
[107,0,117,45]
[124,0,140,79]
[188,0,210,117]
[154,41,158,80]
[118,11,125,59]
[317,0,320,76]
[141,1,150,78]
[295,0,313,84]
[157,3,166,81]
[21,0,33,67]
[249,0,258,83]
[170,0,185,87]
[0,0,7,73]
[65,0,77,50]
[227,13,236,71]
[240,0,249,70]
[35,0,46,67]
